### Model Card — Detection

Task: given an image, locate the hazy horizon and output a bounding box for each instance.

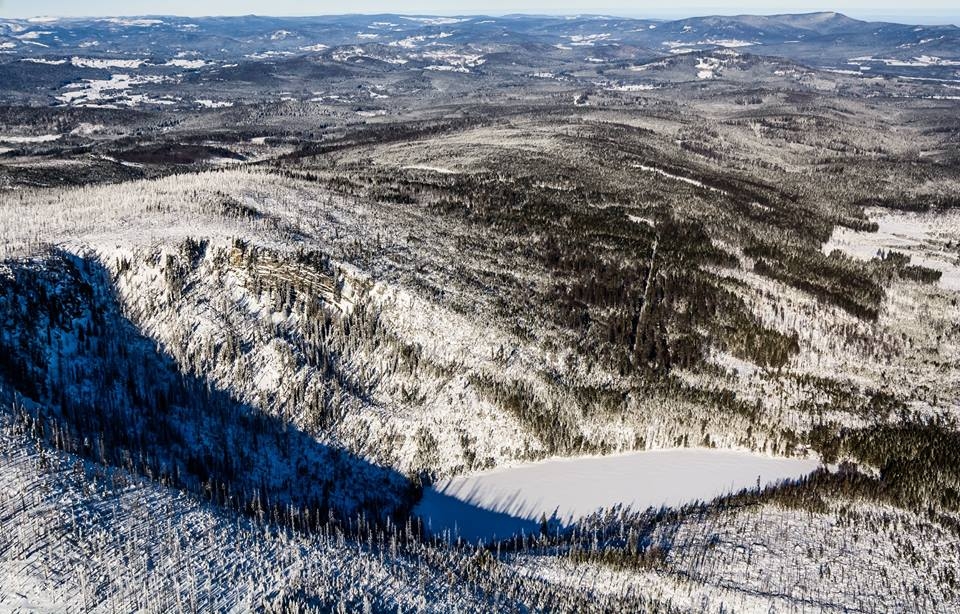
[1,3,958,26]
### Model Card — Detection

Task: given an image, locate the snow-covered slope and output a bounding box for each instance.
[0,250,416,524]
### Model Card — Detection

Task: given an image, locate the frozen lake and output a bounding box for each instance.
[415,448,821,542]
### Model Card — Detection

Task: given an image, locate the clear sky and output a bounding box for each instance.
[1,1,957,25]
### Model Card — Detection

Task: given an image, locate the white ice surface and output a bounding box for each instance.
[416,448,820,542]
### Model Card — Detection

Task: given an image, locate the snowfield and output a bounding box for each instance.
[165,58,208,69]
[56,73,169,107]
[0,134,61,143]
[823,208,960,292]
[70,56,147,69]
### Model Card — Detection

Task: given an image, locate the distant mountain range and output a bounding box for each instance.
[1,12,958,76]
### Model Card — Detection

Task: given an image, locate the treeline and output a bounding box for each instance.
[298,158,803,379]
[810,421,960,513]
[750,247,885,320]
[856,195,960,212]
[467,374,592,457]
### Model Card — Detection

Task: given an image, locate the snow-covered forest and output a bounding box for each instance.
[2,10,960,612]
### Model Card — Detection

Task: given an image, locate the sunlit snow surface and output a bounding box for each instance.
[416,449,821,542]
[823,209,960,292]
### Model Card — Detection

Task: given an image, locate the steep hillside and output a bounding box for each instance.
[0,250,416,524]
[2,12,960,611]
